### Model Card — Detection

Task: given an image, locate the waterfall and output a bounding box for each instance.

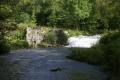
[66,35,101,48]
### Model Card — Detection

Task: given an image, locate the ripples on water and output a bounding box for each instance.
[0,57,22,80]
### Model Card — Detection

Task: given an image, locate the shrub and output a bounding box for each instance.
[5,29,29,49]
[99,31,120,79]
[56,30,68,45]
[45,29,68,46]
[45,31,57,45]
[100,31,120,45]
[0,38,10,54]
[9,39,29,49]
[68,48,104,64]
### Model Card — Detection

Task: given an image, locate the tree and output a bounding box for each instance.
[92,0,120,30]
[0,0,19,54]
[47,0,92,28]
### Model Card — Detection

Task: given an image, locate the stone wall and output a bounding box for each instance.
[26,27,44,47]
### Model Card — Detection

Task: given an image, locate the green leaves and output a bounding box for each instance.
[74,0,92,19]
[47,0,93,27]
[93,0,120,30]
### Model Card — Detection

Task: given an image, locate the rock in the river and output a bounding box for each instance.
[26,27,44,47]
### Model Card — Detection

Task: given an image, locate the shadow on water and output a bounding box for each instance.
[0,57,22,80]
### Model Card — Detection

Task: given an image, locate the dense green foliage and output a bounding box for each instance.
[92,0,119,28]
[1,0,120,27]
[100,31,120,80]
[68,48,104,64]
[1,0,119,29]
[68,31,120,80]
[45,30,68,46]
[46,31,58,45]
[0,0,14,54]
[0,0,120,51]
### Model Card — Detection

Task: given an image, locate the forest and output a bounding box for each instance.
[0,0,120,80]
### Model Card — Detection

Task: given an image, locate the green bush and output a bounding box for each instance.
[45,30,68,46]
[45,31,57,45]
[68,48,104,64]
[99,31,120,79]
[9,39,29,49]
[100,31,120,45]
[56,30,68,45]
[0,38,10,54]
[5,29,29,49]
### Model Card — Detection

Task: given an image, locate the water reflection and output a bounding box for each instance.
[0,57,22,80]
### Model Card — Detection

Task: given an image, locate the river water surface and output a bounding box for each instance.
[0,48,107,80]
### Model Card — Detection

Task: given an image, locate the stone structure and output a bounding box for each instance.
[26,27,44,47]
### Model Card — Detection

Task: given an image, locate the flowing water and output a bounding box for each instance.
[66,35,101,48]
[0,48,107,80]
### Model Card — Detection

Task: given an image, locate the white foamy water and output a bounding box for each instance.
[66,35,101,48]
